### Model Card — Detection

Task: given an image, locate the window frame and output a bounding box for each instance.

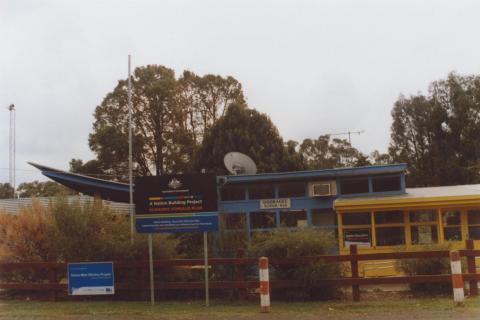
[249,210,277,230]
[339,178,370,195]
[374,210,406,247]
[279,210,308,228]
[409,209,439,245]
[340,211,373,248]
[467,208,480,240]
[441,209,462,242]
[371,175,402,193]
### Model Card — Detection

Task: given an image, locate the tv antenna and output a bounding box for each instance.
[224,152,257,175]
[325,130,364,145]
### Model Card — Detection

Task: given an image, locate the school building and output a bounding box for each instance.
[23,162,480,258]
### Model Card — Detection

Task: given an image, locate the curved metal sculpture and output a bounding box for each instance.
[28,162,131,203]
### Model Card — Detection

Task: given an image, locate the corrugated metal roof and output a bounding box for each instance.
[0,195,131,215]
[334,184,480,211]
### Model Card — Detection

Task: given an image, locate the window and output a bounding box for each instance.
[410,210,436,222]
[250,211,276,229]
[280,210,307,227]
[311,209,335,226]
[249,184,275,200]
[468,209,480,240]
[340,179,369,195]
[221,213,246,230]
[409,210,438,245]
[341,212,371,248]
[376,227,405,246]
[372,176,401,192]
[374,211,405,246]
[411,226,438,244]
[278,182,305,198]
[374,211,403,224]
[442,210,461,241]
[342,212,371,225]
[221,185,245,201]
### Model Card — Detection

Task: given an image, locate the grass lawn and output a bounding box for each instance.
[1,296,480,319]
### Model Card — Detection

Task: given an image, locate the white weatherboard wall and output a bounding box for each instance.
[0,195,130,215]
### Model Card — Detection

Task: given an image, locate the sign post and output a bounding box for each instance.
[148,234,154,305]
[204,231,209,307]
[134,174,218,306]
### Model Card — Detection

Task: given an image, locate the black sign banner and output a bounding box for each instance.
[134,174,218,233]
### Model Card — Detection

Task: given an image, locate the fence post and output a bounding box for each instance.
[450,250,465,306]
[350,244,360,302]
[48,265,56,301]
[259,257,270,313]
[466,239,478,296]
[235,249,247,300]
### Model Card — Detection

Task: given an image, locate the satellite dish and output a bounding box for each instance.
[224,152,257,175]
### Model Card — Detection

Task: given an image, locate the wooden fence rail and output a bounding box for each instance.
[1,240,479,301]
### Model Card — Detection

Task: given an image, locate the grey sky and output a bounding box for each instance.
[1,0,480,184]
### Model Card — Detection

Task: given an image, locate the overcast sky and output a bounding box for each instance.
[2,0,480,184]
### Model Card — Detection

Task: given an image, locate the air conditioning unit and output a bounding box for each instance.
[309,181,337,197]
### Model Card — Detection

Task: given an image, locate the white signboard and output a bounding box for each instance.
[344,230,371,248]
[260,198,291,209]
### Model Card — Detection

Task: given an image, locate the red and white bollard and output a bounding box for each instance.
[450,250,465,306]
[259,257,270,313]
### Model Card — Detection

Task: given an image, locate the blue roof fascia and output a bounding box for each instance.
[44,171,131,193]
[220,164,407,185]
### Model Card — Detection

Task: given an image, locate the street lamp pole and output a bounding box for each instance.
[8,104,15,197]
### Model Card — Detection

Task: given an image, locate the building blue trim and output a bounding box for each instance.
[220,164,407,185]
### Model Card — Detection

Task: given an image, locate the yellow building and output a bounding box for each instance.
[334,184,480,276]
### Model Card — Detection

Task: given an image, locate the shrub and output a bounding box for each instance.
[248,228,343,300]
[395,243,453,293]
[0,197,182,299]
[0,199,57,262]
[0,197,179,263]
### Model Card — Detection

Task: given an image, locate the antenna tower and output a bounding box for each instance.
[325,130,364,145]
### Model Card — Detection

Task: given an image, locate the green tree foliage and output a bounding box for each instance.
[0,183,14,199]
[69,158,105,177]
[389,72,480,187]
[283,140,307,171]
[249,229,343,300]
[178,70,245,145]
[17,181,73,198]
[298,135,371,169]
[370,150,393,165]
[194,103,302,174]
[88,65,245,179]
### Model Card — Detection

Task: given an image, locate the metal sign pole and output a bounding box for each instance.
[204,231,209,307]
[128,54,134,245]
[149,233,155,305]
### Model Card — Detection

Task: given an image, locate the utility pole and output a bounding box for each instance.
[128,55,134,244]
